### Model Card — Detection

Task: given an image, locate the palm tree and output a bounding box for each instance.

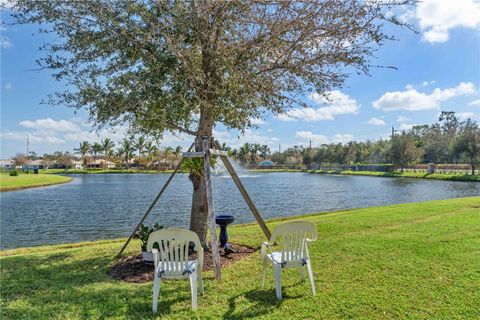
[164,146,174,165]
[133,136,146,170]
[228,148,238,161]
[144,141,158,169]
[120,138,136,169]
[101,138,115,169]
[174,145,183,163]
[238,143,251,165]
[74,141,90,168]
[220,142,229,151]
[252,143,261,163]
[259,145,270,160]
[89,142,102,168]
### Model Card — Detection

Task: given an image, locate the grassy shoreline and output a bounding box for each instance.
[43,169,176,174]
[247,168,303,173]
[1,197,479,319]
[37,168,480,182]
[308,169,480,181]
[0,174,73,192]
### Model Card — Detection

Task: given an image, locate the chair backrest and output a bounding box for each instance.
[269,221,317,263]
[147,228,202,274]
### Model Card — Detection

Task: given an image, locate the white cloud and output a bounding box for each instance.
[20,118,81,132]
[399,123,417,131]
[1,35,12,48]
[295,131,354,145]
[212,129,232,141]
[250,118,267,125]
[63,126,129,143]
[421,80,436,87]
[0,130,66,144]
[396,116,411,122]
[277,90,359,122]
[238,129,279,146]
[1,117,199,156]
[295,131,329,145]
[4,83,12,90]
[415,0,480,43]
[373,82,476,111]
[332,134,354,143]
[365,117,386,126]
[468,99,480,107]
[456,112,476,120]
[214,129,279,150]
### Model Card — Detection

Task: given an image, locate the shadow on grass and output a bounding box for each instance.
[0,251,193,319]
[223,282,305,320]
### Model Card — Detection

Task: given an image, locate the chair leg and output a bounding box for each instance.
[306,260,316,295]
[152,274,161,313]
[198,271,204,295]
[273,263,282,300]
[190,271,198,310]
[261,256,267,288]
[299,267,306,282]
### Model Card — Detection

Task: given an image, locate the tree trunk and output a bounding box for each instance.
[189,171,209,247]
[471,162,475,175]
[188,8,218,246]
[188,110,214,247]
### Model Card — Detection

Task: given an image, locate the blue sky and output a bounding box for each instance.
[1,1,480,158]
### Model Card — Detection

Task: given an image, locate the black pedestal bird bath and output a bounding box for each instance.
[215,214,235,255]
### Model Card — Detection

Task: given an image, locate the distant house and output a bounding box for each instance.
[73,160,83,169]
[0,160,16,169]
[86,159,115,169]
[23,160,44,170]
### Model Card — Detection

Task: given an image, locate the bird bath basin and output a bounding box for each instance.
[215,214,235,255]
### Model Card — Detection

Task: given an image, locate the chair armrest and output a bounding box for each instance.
[261,241,270,258]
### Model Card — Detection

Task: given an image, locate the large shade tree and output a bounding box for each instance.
[453,119,480,175]
[10,0,413,245]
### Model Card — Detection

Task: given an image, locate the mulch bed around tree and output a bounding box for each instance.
[108,243,257,283]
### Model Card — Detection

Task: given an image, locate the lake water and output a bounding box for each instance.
[1,172,479,249]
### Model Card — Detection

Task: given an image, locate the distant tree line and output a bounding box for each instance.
[228,112,479,175]
[12,112,479,175]
[17,136,184,171]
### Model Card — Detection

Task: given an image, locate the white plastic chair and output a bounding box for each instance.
[261,221,317,300]
[146,228,204,312]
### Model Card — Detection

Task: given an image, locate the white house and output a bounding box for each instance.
[0,159,16,169]
[86,159,116,169]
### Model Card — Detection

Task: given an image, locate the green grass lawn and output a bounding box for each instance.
[0,173,73,191]
[310,170,480,182]
[1,197,479,319]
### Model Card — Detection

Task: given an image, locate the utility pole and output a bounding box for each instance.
[391,126,398,141]
[309,139,312,150]
[26,134,29,156]
[278,144,281,153]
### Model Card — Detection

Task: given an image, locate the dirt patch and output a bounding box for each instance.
[108,243,256,283]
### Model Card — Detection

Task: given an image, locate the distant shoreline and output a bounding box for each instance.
[0,174,73,192]
[308,170,480,182]
[29,168,480,182]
